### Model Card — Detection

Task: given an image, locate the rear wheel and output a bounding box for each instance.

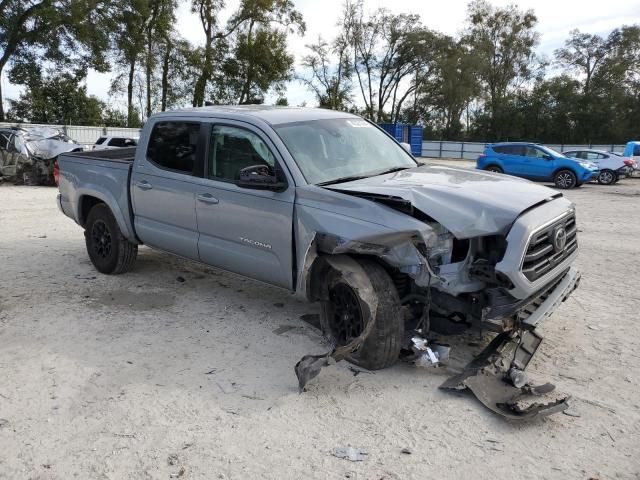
[554,169,577,189]
[85,203,137,274]
[485,165,503,173]
[320,258,403,370]
[597,169,617,185]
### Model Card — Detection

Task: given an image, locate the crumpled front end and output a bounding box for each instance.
[0,127,82,185]
[292,182,581,419]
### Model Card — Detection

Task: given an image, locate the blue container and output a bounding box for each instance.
[378,123,423,156]
[409,126,423,156]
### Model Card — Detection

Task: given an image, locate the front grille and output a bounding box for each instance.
[522,213,577,281]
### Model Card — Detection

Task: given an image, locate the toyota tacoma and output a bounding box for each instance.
[57,106,581,418]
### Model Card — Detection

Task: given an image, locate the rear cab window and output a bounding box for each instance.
[108,137,137,147]
[95,137,106,145]
[146,121,201,175]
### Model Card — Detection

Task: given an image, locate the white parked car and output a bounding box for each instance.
[93,136,138,150]
[563,149,633,185]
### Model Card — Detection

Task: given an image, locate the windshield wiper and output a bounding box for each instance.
[372,166,412,176]
[317,166,413,187]
[317,174,371,186]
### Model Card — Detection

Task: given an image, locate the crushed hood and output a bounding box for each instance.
[20,127,81,159]
[327,165,562,238]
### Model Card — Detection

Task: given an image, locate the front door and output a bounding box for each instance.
[194,122,295,289]
[131,121,204,260]
[523,146,555,180]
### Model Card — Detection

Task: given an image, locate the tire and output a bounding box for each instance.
[84,203,137,274]
[597,169,617,185]
[320,258,403,370]
[554,169,577,189]
[485,165,503,173]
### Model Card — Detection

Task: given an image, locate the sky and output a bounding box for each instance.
[1,0,639,113]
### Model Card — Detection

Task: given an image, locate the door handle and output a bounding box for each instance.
[134,180,153,190]
[197,193,219,204]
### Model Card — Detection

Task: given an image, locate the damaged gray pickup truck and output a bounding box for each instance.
[57,106,581,419]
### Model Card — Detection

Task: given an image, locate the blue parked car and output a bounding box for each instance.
[477,142,599,189]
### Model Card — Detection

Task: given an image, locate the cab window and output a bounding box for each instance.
[146,122,200,174]
[208,126,276,183]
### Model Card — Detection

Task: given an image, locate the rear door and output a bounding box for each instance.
[131,120,206,260]
[501,145,529,176]
[192,121,295,289]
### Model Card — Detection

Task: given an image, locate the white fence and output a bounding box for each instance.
[0,122,141,147]
[422,140,627,159]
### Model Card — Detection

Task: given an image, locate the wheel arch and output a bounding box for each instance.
[76,190,137,243]
[552,166,578,178]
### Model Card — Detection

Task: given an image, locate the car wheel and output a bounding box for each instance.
[320,258,403,370]
[85,203,138,274]
[554,169,577,189]
[485,165,503,173]
[597,169,616,185]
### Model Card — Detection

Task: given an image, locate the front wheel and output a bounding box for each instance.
[485,165,503,173]
[320,258,403,370]
[85,203,138,274]
[554,169,577,189]
[597,169,617,185]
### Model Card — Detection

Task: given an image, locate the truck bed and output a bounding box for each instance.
[63,147,136,163]
[57,147,137,242]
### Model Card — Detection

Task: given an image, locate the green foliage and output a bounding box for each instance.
[0,0,116,120]
[463,0,540,139]
[300,36,353,110]
[7,71,105,125]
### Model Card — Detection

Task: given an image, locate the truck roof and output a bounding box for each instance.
[153,105,356,126]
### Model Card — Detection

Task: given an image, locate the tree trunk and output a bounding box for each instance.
[0,63,5,121]
[193,38,212,107]
[238,20,255,104]
[146,39,152,119]
[127,59,135,127]
[161,39,171,112]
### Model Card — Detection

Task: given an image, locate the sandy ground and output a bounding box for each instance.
[0,162,639,479]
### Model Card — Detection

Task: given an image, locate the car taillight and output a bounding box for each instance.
[53,160,60,186]
[478,154,486,160]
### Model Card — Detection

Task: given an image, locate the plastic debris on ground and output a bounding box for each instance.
[332,447,368,462]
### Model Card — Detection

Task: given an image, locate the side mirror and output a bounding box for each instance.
[400,142,412,154]
[543,154,553,161]
[238,165,287,191]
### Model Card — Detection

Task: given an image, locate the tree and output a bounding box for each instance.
[339,1,435,122]
[7,71,105,125]
[412,36,480,138]
[190,0,304,106]
[464,0,539,140]
[143,0,175,117]
[555,29,609,96]
[0,0,114,121]
[110,0,176,125]
[300,36,353,110]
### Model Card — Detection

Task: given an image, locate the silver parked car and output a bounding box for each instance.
[0,126,83,185]
[563,149,633,185]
